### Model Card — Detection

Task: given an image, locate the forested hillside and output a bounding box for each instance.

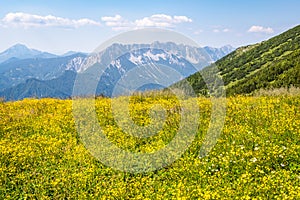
[182,25,300,96]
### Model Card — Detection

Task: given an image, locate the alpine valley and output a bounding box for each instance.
[0,42,234,101]
[1,25,299,101]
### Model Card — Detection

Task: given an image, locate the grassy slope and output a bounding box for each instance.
[182,25,300,96]
[0,96,299,199]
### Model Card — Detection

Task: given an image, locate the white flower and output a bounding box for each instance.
[250,157,258,162]
[282,146,287,150]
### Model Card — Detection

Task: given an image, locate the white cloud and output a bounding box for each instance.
[248,25,274,34]
[223,28,230,33]
[101,14,192,30]
[134,14,192,28]
[1,12,101,28]
[173,15,192,23]
[101,15,122,22]
[1,12,192,31]
[101,14,131,30]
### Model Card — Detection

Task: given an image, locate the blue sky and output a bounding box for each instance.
[0,0,299,54]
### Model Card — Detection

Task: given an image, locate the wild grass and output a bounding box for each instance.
[0,94,299,199]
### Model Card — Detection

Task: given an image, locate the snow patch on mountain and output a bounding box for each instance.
[144,50,167,61]
[129,53,143,65]
[127,49,186,68]
[111,59,122,69]
[77,53,102,73]
[66,56,85,71]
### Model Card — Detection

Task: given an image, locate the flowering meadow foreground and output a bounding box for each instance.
[0,94,299,199]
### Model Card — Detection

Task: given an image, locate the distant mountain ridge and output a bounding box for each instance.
[0,71,77,101]
[94,47,199,97]
[0,53,87,91]
[61,51,88,57]
[203,45,235,62]
[0,42,235,101]
[0,44,58,63]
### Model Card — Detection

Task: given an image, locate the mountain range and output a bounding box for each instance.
[0,42,235,101]
[0,44,58,64]
[2,23,300,101]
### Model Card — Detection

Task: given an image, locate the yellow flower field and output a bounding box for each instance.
[0,94,299,199]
